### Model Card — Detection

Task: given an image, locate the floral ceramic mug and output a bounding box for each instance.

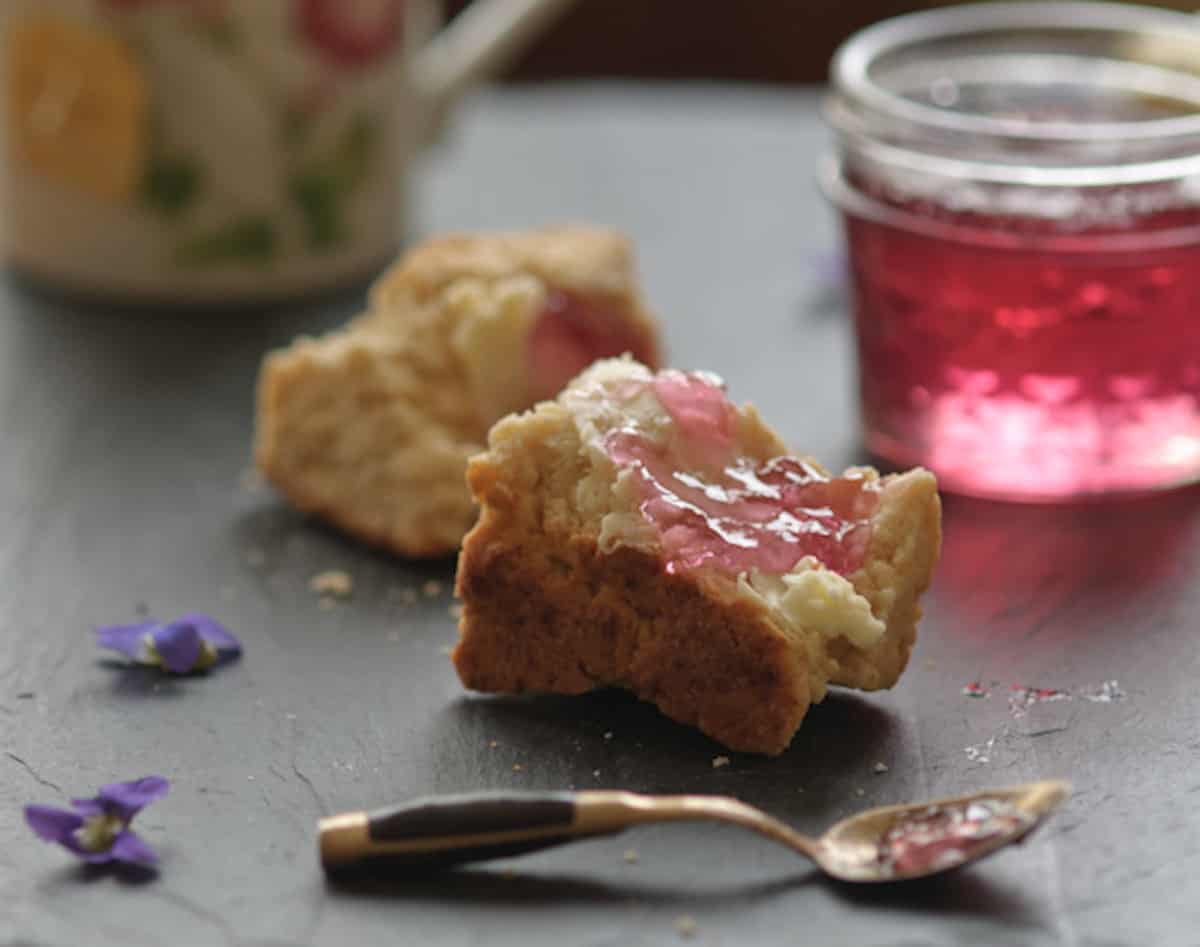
[0,0,572,302]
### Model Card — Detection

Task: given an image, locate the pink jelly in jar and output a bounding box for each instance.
[824,2,1200,500]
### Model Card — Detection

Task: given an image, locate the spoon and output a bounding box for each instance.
[318,779,1069,883]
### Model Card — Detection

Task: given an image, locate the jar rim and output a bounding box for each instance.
[819,156,1200,253]
[831,2,1200,150]
[825,94,1200,189]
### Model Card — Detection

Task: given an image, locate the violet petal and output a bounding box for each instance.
[151,621,203,674]
[26,805,113,862]
[69,798,105,818]
[180,612,241,657]
[95,621,157,662]
[24,804,83,842]
[96,775,169,822]
[109,830,158,867]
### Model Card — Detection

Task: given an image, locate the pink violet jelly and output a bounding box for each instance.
[527,290,656,402]
[877,798,1033,877]
[604,371,881,577]
[826,4,1200,499]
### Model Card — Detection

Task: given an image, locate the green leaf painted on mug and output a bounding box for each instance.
[142,155,203,217]
[334,113,376,192]
[289,171,344,249]
[173,215,278,267]
[287,113,378,249]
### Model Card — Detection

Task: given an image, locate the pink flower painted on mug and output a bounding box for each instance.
[297,0,404,68]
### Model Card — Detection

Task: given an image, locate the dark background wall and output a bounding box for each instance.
[446,0,1195,83]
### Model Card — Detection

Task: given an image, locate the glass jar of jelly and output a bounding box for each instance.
[824,2,1200,501]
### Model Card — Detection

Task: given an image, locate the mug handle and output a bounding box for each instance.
[411,0,579,135]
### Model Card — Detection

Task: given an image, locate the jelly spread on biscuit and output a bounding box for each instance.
[528,290,656,402]
[604,370,879,576]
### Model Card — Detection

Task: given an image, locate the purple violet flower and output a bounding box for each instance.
[25,775,169,868]
[96,613,241,674]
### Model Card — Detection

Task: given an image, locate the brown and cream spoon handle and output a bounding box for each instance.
[319,790,804,872]
[319,791,620,872]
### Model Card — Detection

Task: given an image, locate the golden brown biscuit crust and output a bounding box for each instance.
[368,227,651,315]
[455,532,811,756]
[255,334,480,557]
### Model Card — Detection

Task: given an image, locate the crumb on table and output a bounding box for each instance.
[422,579,443,597]
[448,603,464,619]
[310,570,353,598]
[623,848,639,864]
[674,916,698,939]
[873,761,889,774]
[711,755,730,769]
[388,586,419,606]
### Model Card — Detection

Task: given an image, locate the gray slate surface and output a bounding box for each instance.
[2,83,1198,947]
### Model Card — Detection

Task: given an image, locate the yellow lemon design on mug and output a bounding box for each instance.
[5,14,147,202]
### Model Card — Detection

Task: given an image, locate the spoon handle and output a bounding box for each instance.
[319,791,631,872]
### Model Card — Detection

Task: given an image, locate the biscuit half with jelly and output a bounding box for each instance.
[452,358,941,755]
[255,228,661,557]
